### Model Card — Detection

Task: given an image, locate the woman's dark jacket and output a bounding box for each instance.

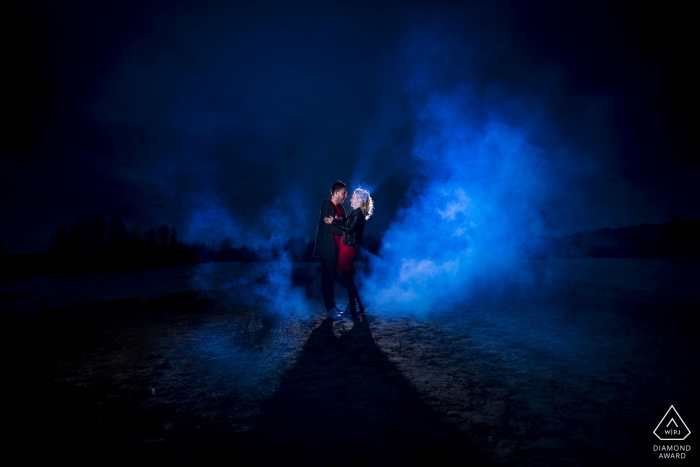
[332,208,365,247]
[313,199,346,262]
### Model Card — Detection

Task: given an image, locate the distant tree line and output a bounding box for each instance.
[2,214,697,279]
[0,214,384,279]
[43,214,195,274]
[174,232,382,264]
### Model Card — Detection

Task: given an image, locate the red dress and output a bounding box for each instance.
[332,203,356,271]
[337,241,356,271]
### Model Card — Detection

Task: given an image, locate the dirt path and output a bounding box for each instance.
[3,286,698,465]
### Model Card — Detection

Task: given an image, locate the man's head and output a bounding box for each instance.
[330,180,347,204]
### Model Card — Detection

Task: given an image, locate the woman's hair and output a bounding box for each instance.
[353,187,374,220]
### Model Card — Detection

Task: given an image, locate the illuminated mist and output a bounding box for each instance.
[358,25,611,314]
[185,193,311,317]
[177,16,617,318]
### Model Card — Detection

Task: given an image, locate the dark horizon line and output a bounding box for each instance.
[1,215,699,256]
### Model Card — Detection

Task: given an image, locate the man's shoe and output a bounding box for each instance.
[327,308,343,320]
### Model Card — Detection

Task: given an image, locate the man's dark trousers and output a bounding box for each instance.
[321,257,338,311]
[314,199,345,311]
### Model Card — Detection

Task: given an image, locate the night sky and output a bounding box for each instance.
[2,0,697,254]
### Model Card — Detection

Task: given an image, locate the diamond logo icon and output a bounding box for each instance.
[654,405,691,441]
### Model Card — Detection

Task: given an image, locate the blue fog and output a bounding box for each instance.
[357,29,609,314]
[186,193,312,317]
[180,20,614,318]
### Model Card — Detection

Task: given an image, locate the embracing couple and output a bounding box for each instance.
[313,180,374,319]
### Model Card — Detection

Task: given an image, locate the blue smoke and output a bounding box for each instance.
[171,13,615,321]
[185,194,244,248]
[186,191,311,317]
[360,27,596,314]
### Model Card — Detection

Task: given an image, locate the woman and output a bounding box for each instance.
[324,187,374,316]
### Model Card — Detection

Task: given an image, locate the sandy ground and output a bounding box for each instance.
[2,269,699,465]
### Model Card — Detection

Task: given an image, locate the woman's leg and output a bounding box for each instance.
[336,269,355,313]
[345,261,366,313]
[354,276,366,313]
[343,270,361,312]
[337,243,359,313]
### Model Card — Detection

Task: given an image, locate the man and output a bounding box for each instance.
[313,180,347,319]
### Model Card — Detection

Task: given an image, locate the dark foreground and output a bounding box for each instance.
[2,282,698,465]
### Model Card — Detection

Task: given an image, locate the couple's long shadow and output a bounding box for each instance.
[247,314,490,465]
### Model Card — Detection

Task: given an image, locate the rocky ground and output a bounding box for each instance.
[2,274,698,465]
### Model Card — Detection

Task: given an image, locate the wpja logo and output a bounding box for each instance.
[653,405,691,460]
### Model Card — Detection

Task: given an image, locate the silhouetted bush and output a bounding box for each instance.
[230,305,277,347]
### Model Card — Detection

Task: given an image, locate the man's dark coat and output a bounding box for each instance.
[313,199,346,262]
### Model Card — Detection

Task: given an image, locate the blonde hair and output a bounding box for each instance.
[353,187,374,220]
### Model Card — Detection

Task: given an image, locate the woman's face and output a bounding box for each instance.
[350,193,362,209]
